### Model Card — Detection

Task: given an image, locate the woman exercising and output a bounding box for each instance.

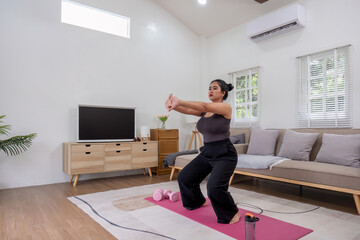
[165,79,240,224]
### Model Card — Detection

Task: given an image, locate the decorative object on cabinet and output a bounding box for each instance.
[140,125,150,141]
[150,129,179,175]
[156,114,169,129]
[63,141,158,186]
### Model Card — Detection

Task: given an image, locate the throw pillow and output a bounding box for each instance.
[315,133,360,168]
[247,127,279,156]
[277,130,319,161]
[230,133,245,144]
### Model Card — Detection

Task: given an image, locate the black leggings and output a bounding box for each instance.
[177,138,238,223]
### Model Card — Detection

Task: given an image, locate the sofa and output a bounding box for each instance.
[169,128,360,215]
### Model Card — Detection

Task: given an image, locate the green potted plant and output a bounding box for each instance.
[0,115,36,156]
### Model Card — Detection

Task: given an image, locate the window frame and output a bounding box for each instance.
[230,67,260,126]
[298,45,352,128]
[61,0,130,38]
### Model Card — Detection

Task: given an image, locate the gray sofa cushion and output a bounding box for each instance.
[174,154,360,191]
[234,144,249,154]
[172,154,198,168]
[235,160,360,191]
[277,130,318,161]
[247,127,279,156]
[230,133,245,144]
[315,133,360,168]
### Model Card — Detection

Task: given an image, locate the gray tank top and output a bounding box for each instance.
[196,112,231,143]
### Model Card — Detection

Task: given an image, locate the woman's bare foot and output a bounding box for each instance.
[230,211,241,224]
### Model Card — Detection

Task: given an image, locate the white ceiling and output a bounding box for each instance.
[153,0,297,37]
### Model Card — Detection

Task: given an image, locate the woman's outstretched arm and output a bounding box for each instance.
[167,94,232,119]
[172,105,203,116]
[165,94,202,116]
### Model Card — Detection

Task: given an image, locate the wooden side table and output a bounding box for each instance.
[150,129,179,175]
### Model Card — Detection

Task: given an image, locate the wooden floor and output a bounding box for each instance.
[0,173,357,240]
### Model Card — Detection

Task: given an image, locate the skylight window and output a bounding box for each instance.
[198,0,207,5]
[61,0,130,38]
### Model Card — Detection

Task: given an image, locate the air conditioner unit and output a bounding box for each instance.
[247,4,305,42]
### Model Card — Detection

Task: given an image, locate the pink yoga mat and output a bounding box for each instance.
[146,197,313,240]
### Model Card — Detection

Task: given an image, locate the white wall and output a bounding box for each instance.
[2,0,359,190]
[0,0,200,189]
[201,0,360,129]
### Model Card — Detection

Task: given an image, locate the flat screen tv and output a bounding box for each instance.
[78,105,136,142]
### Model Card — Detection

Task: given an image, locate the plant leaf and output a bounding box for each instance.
[0,133,37,156]
[0,115,11,135]
[0,125,11,135]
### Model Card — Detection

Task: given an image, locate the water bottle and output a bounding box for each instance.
[245,213,260,240]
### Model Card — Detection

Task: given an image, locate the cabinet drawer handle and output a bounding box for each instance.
[116,144,121,146]
[116,150,121,153]
[143,149,147,151]
[142,142,147,145]
[85,152,91,154]
[85,144,91,147]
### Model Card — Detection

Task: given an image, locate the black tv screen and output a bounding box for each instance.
[78,105,136,142]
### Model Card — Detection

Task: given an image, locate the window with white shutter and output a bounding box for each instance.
[230,68,259,126]
[298,46,352,128]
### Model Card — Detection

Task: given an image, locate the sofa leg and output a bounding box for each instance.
[353,194,360,215]
[169,167,176,181]
[229,173,235,185]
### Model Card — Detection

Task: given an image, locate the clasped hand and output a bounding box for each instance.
[165,94,180,111]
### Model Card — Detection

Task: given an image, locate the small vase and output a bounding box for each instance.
[160,121,166,129]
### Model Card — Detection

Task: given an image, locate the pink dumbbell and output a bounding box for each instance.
[153,188,165,201]
[163,189,180,202]
[152,188,180,202]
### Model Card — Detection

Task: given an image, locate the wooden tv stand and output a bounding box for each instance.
[63,141,158,186]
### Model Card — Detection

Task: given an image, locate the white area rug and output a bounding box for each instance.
[68,181,360,240]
